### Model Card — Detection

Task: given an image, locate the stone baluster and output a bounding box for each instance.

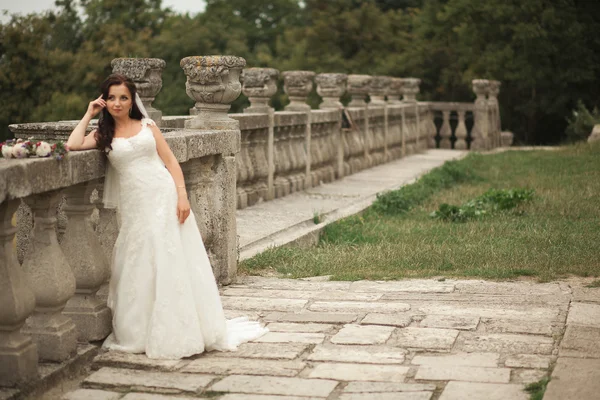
[439,110,452,149]
[241,67,279,114]
[315,73,347,110]
[0,199,38,386]
[111,58,166,125]
[488,80,501,148]
[316,73,347,178]
[347,74,372,108]
[282,71,315,112]
[21,191,77,362]
[471,79,490,151]
[426,106,437,148]
[61,181,111,342]
[454,109,468,150]
[387,78,404,103]
[181,55,246,130]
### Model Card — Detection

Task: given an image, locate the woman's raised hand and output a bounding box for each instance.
[87,95,106,117]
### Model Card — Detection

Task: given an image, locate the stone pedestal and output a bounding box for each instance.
[471,79,490,151]
[282,71,315,112]
[61,181,111,342]
[387,78,404,103]
[111,58,166,124]
[21,191,77,362]
[181,55,246,130]
[315,73,347,109]
[401,78,421,103]
[242,68,279,114]
[347,75,372,108]
[488,80,501,148]
[0,199,38,387]
[368,76,391,107]
[501,131,514,147]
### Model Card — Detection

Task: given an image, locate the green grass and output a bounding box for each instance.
[240,142,600,282]
[525,377,550,400]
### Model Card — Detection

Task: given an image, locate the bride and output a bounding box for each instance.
[67,74,267,359]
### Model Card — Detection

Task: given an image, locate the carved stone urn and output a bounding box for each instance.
[180,55,246,130]
[315,73,347,109]
[111,58,166,124]
[282,71,315,112]
[241,68,280,114]
[347,75,372,107]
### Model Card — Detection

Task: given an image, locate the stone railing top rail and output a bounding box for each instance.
[1,125,240,204]
[428,102,475,112]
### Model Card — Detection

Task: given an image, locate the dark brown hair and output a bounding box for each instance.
[95,74,144,152]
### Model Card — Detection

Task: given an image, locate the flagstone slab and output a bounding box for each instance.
[62,389,123,400]
[459,333,554,354]
[573,287,600,304]
[411,352,499,367]
[93,352,187,371]
[331,324,395,345]
[219,395,322,400]
[360,313,412,327]
[455,281,563,296]
[343,382,436,393]
[480,318,554,336]
[559,325,600,358]
[504,354,551,369]
[253,332,325,344]
[181,358,306,377]
[511,369,548,384]
[83,368,215,394]
[391,327,459,349]
[544,357,600,400]
[439,382,528,400]
[222,288,382,302]
[416,304,557,321]
[309,301,410,314]
[209,375,338,397]
[415,365,510,383]
[308,344,406,364]
[420,315,479,331]
[234,277,351,291]
[338,393,433,400]
[308,363,410,382]
[221,297,308,312]
[266,322,336,333]
[349,280,455,293]
[263,312,359,324]
[566,302,600,327]
[121,394,188,400]
[224,310,262,320]
[210,343,309,360]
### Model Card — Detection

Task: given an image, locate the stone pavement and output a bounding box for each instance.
[60,276,600,400]
[237,149,468,261]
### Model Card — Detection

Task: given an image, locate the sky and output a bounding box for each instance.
[0,0,207,22]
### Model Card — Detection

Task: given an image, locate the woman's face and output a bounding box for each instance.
[106,84,133,119]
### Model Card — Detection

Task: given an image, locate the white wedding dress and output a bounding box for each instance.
[102,118,267,359]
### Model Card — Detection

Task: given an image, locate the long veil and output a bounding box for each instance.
[102,93,149,209]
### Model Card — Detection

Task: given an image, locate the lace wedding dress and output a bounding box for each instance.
[102,118,267,359]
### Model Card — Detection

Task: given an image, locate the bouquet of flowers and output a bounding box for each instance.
[0,139,69,160]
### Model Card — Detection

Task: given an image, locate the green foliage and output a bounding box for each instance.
[371,156,480,215]
[525,377,550,400]
[431,188,535,222]
[566,100,600,142]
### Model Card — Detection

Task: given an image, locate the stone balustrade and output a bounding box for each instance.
[0,55,504,388]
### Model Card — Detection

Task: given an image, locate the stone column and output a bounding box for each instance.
[21,191,77,362]
[455,109,468,150]
[282,71,315,112]
[315,73,347,110]
[241,68,279,114]
[315,73,347,178]
[488,80,501,148]
[241,67,279,200]
[471,79,490,151]
[347,75,372,108]
[439,110,452,149]
[181,55,246,130]
[111,58,166,125]
[61,181,111,342]
[387,78,404,103]
[0,199,38,387]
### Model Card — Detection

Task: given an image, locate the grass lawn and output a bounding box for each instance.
[240,142,600,282]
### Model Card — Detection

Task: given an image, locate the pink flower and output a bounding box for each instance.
[35,141,52,157]
[12,143,29,159]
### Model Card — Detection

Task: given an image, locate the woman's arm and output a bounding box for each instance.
[67,96,105,150]
[151,124,191,224]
